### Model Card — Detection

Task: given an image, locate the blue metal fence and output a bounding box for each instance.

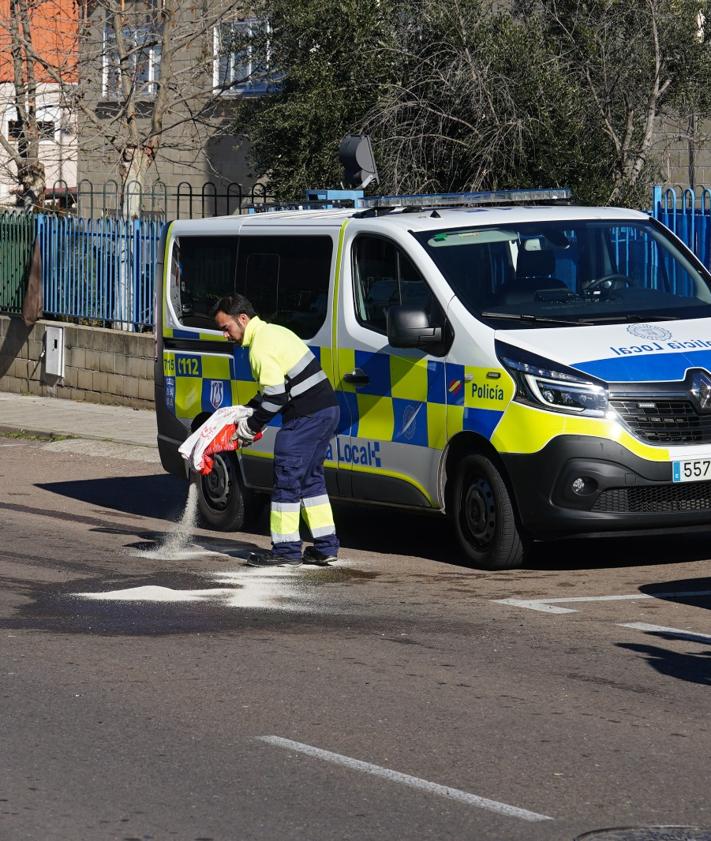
[2,187,711,333]
[38,215,163,330]
[651,185,711,270]
[0,214,164,330]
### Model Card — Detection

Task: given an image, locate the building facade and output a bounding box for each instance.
[0,0,78,206]
[76,0,267,217]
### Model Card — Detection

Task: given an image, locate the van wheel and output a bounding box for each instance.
[451,453,524,570]
[196,451,260,531]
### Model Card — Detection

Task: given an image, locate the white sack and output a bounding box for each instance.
[178,405,254,473]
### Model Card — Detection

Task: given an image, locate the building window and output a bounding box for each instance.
[214,18,271,96]
[103,21,161,99]
[8,121,55,141]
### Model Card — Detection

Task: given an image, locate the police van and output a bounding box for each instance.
[155,188,711,570]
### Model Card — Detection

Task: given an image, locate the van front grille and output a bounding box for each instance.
[610,398,711,445]
[592,481,711,513]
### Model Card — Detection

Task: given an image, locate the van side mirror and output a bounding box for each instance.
[387,305,443,348]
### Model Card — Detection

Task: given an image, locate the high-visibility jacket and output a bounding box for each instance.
[242,316,337,433]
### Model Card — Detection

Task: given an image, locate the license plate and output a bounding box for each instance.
[672,458,711,482]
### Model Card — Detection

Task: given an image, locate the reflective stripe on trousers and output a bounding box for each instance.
[270,406,340,560]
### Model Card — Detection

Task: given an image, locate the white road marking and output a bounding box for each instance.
[257,735,553,822]
[495,590,711,614]
[618,622,711,643]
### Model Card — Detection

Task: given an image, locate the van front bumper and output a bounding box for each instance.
[501,435,711,537]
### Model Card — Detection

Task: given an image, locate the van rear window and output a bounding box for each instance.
[172,236,237,329]
[171,234,333,338]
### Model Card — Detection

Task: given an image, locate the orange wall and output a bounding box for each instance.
[0,0,79,85]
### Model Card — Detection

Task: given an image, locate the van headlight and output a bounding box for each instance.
[497,341,608,418]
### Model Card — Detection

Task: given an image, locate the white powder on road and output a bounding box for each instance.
[73,567,306,611]
[77,585,234,602]
[137,481,215,561]
[77,481,318,609]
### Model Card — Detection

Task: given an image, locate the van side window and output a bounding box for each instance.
[236,236,332,339]
[173,235,238,329]
[353,235,441,335]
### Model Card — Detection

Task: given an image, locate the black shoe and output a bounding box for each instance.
[246,551,302,568]
[302,546,337,566]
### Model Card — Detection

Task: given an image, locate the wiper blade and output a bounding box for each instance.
[480,311,581,326]
[578,313,681,324]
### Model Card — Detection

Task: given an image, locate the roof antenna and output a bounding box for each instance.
[430,209,441,218]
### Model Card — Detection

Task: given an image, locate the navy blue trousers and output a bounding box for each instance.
[270,406,340,560]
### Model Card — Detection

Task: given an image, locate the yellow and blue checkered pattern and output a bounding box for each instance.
[164,339,518,449]
[335,349,514,448]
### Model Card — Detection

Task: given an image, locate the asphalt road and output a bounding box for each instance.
[1,434,710,841]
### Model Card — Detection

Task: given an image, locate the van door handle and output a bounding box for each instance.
[343,368,369,385]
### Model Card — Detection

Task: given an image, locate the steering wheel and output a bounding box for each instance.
[585,274,634,293]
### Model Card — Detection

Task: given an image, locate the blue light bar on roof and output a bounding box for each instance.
[359,187,572,209]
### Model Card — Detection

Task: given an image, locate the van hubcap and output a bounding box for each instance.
[463,478,496,548]
[201,455,231,511]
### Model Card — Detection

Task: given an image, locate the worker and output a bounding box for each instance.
[212,294,340,567]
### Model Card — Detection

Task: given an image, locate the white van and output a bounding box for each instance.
[155,189,711,569]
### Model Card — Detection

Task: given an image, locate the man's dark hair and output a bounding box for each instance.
[211,294,256,319]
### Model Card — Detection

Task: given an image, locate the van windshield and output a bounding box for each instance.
[412,219,711,327]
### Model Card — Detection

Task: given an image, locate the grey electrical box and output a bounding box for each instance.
[44,326,65,378]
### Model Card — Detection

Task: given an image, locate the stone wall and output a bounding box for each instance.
[0,315,154,409]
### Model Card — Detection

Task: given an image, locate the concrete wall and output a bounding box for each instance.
[0,315,154,409]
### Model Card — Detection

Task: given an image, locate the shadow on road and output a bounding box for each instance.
[35,474,711,571]
[617,636,711,686]
[639,577,711,611]
[37,474,189,521]
[526,531,711,571]
[614,577,711,686]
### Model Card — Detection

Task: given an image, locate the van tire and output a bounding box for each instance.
[196,451,260,531]
[451,453,524,570]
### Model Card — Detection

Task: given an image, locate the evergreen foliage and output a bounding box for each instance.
[234,0,711,207]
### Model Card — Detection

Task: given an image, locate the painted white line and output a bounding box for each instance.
[495,594,647,614]
[495,590,711,614]
[257,735,553,822]
[618,622,711,643]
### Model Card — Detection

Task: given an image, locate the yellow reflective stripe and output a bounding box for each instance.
[270,507,301,542]
[338,347,357,392]
[349,463,436,506]
[162,221,174,333]
[331,219,350,383]
[301,500,335,532]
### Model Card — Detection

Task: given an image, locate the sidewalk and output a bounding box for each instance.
[0,392,157,449]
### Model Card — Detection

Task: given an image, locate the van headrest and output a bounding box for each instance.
[516,249,555,278]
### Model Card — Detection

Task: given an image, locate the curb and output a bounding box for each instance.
[0,424,157,449]
[0,425,71,441]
